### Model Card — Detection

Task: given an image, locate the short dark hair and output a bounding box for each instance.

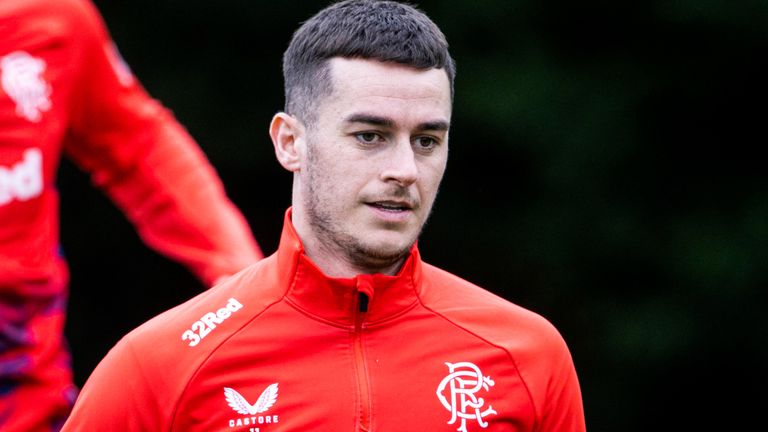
[282,0,456,125]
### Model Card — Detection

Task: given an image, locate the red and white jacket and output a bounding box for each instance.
[0,0,262,294]
[63,209,585,432]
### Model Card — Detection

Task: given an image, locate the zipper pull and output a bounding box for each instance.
[356,275,373,313]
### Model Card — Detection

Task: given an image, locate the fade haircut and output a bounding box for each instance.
[282,0,456,125]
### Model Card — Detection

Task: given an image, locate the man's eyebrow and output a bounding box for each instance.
[345,114,394,128]
[344,114,450,131]
[417,120,450,132]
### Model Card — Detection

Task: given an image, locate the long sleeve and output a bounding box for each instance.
[61,0,262,285]
[536,338,586,431]
[62,336,166,431]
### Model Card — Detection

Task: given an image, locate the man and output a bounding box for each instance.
[1,0,262,430]
[62,1,585,430]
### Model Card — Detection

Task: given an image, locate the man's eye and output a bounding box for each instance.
[355,132,381,144]
[414,136,438,150]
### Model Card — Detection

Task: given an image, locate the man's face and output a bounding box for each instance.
[294,58,451,274]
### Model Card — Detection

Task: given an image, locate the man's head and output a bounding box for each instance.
[282,0,455,126]
[271,1,454,277]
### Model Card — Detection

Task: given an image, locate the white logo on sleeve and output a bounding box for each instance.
[0,148,43,207]
[436,362,497,432]
[225,383,280,429]
[104,42,135,87]
[1,51,52,122]
[181,297,243,347]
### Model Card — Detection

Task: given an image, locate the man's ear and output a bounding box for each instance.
[270,112,303,172]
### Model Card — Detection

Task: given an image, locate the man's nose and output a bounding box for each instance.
[380,139,418,186]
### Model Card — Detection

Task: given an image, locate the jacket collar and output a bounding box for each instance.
[275,208,422,328]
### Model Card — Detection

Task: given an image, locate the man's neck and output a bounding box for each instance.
[302,238,405,278]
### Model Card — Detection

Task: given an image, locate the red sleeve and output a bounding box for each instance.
[61,337,166,431]
[535,337,586,431]
[61,0,262,285]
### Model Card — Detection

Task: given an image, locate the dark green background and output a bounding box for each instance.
[62,1,767,430]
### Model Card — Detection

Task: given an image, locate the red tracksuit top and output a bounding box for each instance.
[0,0,262,293]
[63,209,586,432]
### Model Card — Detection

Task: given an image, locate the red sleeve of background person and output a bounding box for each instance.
[61,0,262,285]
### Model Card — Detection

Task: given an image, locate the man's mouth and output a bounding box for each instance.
[367,201,413,212]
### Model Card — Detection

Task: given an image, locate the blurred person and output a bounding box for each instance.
[0,0,263,430]
[62,1,585,431]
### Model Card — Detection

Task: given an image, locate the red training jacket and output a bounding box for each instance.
[0,0,262,293]
[63,209,585,432]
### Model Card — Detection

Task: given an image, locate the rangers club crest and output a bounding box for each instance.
[436,362,497,432]
[1,51,52,122]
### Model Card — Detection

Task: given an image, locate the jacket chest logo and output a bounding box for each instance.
[224,383,280,430]
[1,51,52,122]
[436,362,497,431]
[0,148,43,207]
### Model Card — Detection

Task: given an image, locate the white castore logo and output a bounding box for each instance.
[436,362,498,432]
[1,51,52,122]
[0,148,43,206]
[225,384,278,415]
[225,384,280,429]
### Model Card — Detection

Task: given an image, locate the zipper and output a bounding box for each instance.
[354,291,371,431]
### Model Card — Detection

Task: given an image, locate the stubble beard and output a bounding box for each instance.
[303,147,419,274]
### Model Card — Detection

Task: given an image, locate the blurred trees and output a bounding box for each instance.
[62,1,767,430]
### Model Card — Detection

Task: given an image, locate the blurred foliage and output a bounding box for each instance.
[59,1,767,430]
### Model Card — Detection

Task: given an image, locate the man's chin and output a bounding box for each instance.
[349,238,413,270]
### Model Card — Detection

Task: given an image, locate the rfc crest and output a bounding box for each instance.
[436,362,497,432]
[0,51,52,122]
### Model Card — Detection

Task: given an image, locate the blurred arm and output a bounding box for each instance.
[63,0,263,286]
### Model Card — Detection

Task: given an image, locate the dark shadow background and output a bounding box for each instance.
[61,1,767,430]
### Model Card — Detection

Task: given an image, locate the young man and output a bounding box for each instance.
[1,0,262,430]
[62,1,585,431]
